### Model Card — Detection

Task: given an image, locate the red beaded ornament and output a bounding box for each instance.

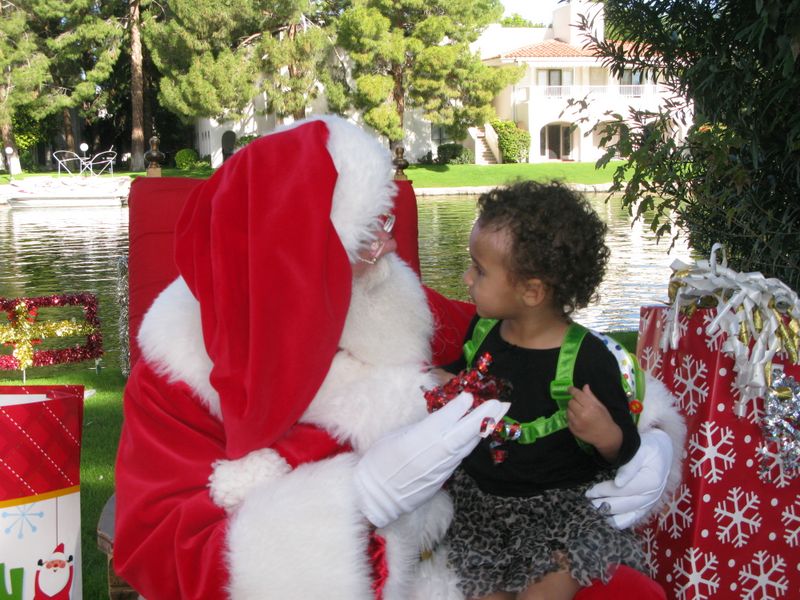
[424,353,517,464]
[424,352,512,412]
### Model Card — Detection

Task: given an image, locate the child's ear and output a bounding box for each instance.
[520,278,548,307]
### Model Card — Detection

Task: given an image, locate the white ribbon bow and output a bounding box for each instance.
[662,243,800,416]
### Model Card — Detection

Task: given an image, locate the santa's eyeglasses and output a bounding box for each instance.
[357,213,395,265]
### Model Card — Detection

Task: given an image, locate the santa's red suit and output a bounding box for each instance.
[34,543,73,600]
[114,116,684,599]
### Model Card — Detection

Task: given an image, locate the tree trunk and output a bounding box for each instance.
[144,67,153,143]
[391,68,405,149]
[62,108,75,151]
[130,0,145,172]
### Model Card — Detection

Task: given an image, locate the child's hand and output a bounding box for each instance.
[428,367,456,386]
[567,384,622,462]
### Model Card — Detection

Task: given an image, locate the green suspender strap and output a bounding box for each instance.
[462,319,643,452]
[503,323,593,452]
[463,320,593,451]
[463,318,499,368]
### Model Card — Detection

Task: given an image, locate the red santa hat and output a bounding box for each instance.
[51,543,66,560]
[174,116,396,460]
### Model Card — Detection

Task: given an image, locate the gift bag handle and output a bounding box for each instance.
[709,242,727,276]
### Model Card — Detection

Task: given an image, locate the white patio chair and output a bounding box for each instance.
[87,150,117,176]
[53,150,84,175]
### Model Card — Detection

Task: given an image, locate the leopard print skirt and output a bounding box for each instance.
[446,468,647,598]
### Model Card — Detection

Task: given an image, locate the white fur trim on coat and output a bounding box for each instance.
[227,453,373,599]
[637,372,686,516]
[137,277,220,418]
[209,448,290,512]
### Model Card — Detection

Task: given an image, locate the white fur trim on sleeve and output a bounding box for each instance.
[208,448,290,512]
[137,277,221,418]
[226,453,374,600]
[638,372,687,506]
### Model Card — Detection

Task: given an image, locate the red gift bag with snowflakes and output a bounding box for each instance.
[637,306,799,600]
[0,386,83,600]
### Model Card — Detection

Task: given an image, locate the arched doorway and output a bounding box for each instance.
[221,131,237,162]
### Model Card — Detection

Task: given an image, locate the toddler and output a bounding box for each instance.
[437,180,646,600]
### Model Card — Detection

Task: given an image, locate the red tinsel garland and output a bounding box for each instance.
[0,293,103,370]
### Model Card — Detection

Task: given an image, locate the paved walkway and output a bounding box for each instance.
[0,176,131,205]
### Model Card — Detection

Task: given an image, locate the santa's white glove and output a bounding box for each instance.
[354,393,510,528]
[585,429,672,529]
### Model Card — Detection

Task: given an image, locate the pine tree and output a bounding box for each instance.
[255,4,338,122]
[0,0,50,172]
[144,0,263,119]
[336,0,522,143]
[146,0,342,124]
[24,0,124,151]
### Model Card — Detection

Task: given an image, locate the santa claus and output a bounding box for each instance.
[34,543,73,600]
[114,116,683,599]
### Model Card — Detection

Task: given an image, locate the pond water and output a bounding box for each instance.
[0,206,129,375]
[418,193,692,330]
[0,193,690,374]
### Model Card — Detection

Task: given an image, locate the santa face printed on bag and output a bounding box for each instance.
[34,543,74,600]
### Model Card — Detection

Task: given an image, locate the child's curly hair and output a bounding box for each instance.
[476,180,610,316]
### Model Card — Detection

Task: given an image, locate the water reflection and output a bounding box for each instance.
[0,206,128,371]
[0,193,690,376]
[417,193,692,331]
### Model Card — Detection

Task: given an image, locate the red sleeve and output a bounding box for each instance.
[114,360,230,599]
[425,286,476,366]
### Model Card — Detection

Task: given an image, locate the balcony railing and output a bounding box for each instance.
[544,85,573,98]
[536,84,660,99]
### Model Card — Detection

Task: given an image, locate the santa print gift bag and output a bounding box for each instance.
[638,307,800,600]
[0,386,83,600]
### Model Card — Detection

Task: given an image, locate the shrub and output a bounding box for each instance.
[436,143,474,165]
[417,151,434,164]
[174,148,199,170]
[235,134,259,149]
[490,119,531,163]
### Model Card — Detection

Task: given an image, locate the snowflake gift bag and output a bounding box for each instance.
[637,245,800,600]
[0,385,84,600]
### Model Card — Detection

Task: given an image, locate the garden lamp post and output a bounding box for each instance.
[4,147,13,180]
[79,143,90,175]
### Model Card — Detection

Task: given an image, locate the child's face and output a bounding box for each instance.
[463,222,524,319]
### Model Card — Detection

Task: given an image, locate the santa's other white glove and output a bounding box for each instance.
[354,393,510,528]
[585,429,672,529]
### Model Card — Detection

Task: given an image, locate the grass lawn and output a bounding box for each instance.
[406,161,623,188]
[1,161,622,188]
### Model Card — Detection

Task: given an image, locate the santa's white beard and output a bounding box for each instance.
[38,565,71,597]
[339,253,433,367]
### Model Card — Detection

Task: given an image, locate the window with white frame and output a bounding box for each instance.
[537,69,573,98]
[620,69,645,96]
